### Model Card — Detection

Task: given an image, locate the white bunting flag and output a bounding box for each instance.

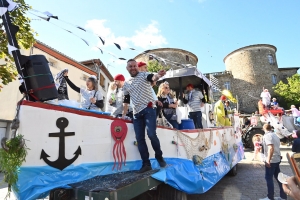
[7,0,18,11]
[7,44,18,55]
[0,7,7,16]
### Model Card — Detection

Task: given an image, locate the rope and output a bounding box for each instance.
[1,96,26,151]
[27,84,56,101]
[22,73,51,79]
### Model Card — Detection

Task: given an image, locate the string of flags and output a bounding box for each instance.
[2,1,198,69]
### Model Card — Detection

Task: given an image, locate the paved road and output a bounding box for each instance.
[0,146,295,200]
[188,146,294,200]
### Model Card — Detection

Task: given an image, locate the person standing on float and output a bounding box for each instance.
[110,74,125,118]
[122,59,166,173]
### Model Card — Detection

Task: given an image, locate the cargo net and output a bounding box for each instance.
[176,130,213,160]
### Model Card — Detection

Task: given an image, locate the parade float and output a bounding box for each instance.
[0,1,244,199]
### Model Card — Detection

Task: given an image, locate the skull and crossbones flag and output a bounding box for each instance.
[55,68,69,100]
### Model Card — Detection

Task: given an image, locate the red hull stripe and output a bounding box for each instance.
[20,101,231,133]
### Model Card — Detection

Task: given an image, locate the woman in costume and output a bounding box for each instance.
[157,81,179,129]
[63,72,104,111]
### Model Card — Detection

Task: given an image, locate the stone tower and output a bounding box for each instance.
[134,48,198,69]
[224,44,279,113]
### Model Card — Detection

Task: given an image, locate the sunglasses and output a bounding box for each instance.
[164,87,170,89]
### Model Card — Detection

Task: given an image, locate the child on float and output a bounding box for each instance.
[63,72,104,111]
[289,105,300,127]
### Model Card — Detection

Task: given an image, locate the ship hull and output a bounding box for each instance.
[15,101,244,200]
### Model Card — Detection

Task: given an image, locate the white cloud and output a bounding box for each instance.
[85,20,167,50]
[131,21,167,49]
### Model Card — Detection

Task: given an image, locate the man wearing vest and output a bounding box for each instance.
[122,59,167,173]
[183,84,205,129]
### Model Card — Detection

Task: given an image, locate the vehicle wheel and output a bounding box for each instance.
[228,164,238,176]
[245,129,265,150]
[156,183,187,200]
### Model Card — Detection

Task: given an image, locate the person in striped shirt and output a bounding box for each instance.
[122,59,167,173]
[183,84,205,129]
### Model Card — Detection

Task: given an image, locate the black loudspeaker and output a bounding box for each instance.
[22,55,58,101]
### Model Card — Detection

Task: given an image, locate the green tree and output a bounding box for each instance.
[273,73,300,108]
[0,0,36,91]
[147,60,170,73]
[147,61,170,93]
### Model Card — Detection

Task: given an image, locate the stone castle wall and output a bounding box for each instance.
[224,45,279,113]
[134,48,198,69]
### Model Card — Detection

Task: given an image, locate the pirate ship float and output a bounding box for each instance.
[0,1,244,199]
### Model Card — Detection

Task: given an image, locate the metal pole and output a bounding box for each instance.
[0,0,23,74]
[179,77,182,101]
[0,0,29,97]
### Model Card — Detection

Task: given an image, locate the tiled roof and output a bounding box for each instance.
[34,40,96,75]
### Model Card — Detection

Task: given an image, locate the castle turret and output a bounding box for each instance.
[224,44,279,113]
[134,48,198,69]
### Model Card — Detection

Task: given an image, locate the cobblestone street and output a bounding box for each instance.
[0,146,295,200]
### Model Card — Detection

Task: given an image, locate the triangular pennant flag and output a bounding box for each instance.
[43,11,53,17]
[159,58,167,65]
[77,26,86,32]
[108,52,117,58]
[97,47,103,54]
[38,16,50,21]
[7,44,18,55]
[129,48,135,50]
[0,7,8,16]
[7,0,18,12]
[81,38,89,46]
[119,58,126,60]
[114,43,121,50]
[50,16,58,20]
[98,36,105,45]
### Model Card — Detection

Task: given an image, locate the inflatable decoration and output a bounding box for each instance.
[111,120,128,170]
[221,89,237,103]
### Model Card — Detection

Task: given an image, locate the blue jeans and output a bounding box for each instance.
[164,113,179,129]
[189,111,203,129]
[294,117,300,127]
[265,162,287,200]
[133,107,163,166]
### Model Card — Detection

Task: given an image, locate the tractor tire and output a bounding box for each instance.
[156,183,187,200]
[228,164,238,176]
[245,129,265,150]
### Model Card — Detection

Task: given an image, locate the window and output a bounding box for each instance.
[149,55,153,60]
[48,58,59,68]
[271,74,277,85]
[212,86,219,93]
[186,55,189,61]
[49,62,55,67]
[81,74,89,81]
[100,73,106,89]
[224,81,231,90]
[267,54,275,65]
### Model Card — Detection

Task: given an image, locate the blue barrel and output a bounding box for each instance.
[179,119,195,130]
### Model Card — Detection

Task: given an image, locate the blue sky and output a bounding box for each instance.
[25,0,300,77]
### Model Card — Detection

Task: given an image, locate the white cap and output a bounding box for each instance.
[89,75,97,80]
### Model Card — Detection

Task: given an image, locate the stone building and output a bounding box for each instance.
[134,48,198,69]
[205,44,299,113]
